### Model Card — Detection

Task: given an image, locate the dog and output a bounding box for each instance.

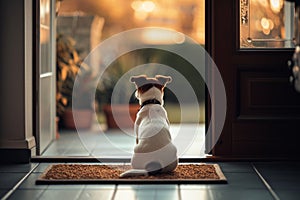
[119,75,178,178]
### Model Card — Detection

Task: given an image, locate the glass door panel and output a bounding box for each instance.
[39,0,56,154]
[240,0,295,48]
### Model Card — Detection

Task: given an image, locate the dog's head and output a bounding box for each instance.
[130,75,172,105]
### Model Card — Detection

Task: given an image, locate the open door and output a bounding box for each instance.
[34,0,56,155]
[210,0,300,157]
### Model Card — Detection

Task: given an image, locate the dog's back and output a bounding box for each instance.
[134,104,172,153]
[131,104,178,173]
[119,75,178,178]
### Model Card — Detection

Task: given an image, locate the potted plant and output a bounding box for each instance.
[96,56,140,130]
[56,34,95,129]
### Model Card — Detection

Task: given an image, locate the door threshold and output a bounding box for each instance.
[31,155,300,163]
[31,156,209,163]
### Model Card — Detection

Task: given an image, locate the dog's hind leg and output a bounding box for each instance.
[145,162,162,175]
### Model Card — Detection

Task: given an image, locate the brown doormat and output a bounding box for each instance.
[36,164,227,184]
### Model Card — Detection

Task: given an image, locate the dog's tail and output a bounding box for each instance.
[119,169,148,178]
[119,162,162,178]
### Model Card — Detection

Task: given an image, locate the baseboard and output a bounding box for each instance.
[0,148,33,163]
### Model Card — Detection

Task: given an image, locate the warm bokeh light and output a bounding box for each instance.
[131,0,156,13]
[58,0,205,44]
[40,0,46,22]
[131,0,142,11]
[262,28,271,35]
[269,19,274,30]
[258,0,268,7]
[261,17,270,30]
[260,18,275,35]
[142,1,156,12]
[270,0,283,13]
[142,29,185,44]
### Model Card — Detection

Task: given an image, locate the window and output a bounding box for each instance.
[40,0,52,73]
[240,0,295,48]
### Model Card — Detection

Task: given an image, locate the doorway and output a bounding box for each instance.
[37,0,207,159]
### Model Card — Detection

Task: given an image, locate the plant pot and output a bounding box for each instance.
[63,109,93,130]
[103,104,139,129]
[56,116,60,139]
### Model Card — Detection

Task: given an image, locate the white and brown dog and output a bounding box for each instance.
[120,75,178,177]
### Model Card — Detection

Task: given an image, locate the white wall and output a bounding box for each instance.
[0,0,35,162]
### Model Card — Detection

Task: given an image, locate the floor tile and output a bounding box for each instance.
[254,162,300,190]
[180,189,212,200]
[114,188,160,200]
[18,173,48,190]
[0,189,9,198]
[179,184,209,190]
[180,189,273,200]
[79,189,114,200]
[155,189,179,200]
[43,124,205,157]
[210,189,273,200]
[117,184,178,190]
[136,190,155,200]
[113,189,137,200]
[218,162,254,173]
[181,171,265,191]
[209,172,265,190]
[62,148,90,156]
[254,162,300,171]
[84,184,115,190]
[264,172,300,190]
[33,163,55,173]
[38,189,82,200]
[116,185,141,190]
[41,148,66,156]
[47,184,85,190]
[140,184,178,190]
[0,163,37,173]
[274,189,300,200]
[7,189,44,200]
[0,173,26,189]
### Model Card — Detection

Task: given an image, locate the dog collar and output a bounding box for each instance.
[140,99,161,108]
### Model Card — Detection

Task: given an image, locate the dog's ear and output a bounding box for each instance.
[155,75,172,86]
[130,75,147,86]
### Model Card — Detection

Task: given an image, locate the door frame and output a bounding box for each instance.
[31,0,230,160]
[33,0,41,155]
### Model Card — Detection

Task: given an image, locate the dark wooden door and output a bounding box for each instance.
[208,0,300,158]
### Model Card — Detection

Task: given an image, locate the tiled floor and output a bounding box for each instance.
[1,124,300,199]
[43,124,206,157]
[1,162,300,200]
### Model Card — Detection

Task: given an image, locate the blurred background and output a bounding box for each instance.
[55,0,206,129]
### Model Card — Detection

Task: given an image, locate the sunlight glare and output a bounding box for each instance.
[270,0,283,13]
[142,29,185,44]
[131,0,155,13]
